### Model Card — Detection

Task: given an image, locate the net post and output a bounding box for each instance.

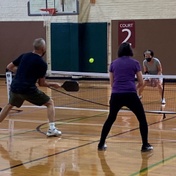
[5,71,23,113]
[6,71,12,101]
[163,113,166,119]
[162,78,165,100]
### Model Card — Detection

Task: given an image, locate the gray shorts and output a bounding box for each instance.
[9,89,50,108]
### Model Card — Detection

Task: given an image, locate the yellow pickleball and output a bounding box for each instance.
[89,58,94,63]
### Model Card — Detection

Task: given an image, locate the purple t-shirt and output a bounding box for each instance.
[109,56,141,93]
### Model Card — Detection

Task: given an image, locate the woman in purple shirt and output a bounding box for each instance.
[98,42,153,152]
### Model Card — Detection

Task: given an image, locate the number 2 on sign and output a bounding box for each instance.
[121,28,131,45]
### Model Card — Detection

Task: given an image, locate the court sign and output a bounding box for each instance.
[118,21,135,48]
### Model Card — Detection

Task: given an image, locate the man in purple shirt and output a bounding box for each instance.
[98,42,153,152]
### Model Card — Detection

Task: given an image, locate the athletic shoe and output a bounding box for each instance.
[98,144,107,151]
[46,128,62,137]
[161,98,166,104]
[138,95,143,99]
[141,143,153,152]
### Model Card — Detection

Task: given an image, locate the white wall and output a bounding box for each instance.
[1,0,176,22]
[79,0,176,23]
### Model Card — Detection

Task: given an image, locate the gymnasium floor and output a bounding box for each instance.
[0,78,176,176]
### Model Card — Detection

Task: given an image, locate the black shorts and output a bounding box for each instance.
[9,89,50,108]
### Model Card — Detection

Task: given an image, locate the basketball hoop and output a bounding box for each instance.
[40,8,57,27]
[90,0,96,4]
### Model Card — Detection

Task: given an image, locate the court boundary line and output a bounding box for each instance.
[21,105,176,115]
[0,122,175,172]
[0,115,175,172]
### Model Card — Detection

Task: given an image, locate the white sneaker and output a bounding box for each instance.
[46,128,62,137]
[161,98,166,104]
[138,95,143,99]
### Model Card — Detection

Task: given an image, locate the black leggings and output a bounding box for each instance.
[98,92,148,146]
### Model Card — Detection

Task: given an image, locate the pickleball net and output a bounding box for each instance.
[46,71,110,112]
[47,71,176,115]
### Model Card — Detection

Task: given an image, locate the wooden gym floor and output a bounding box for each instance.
[0,78,176,176]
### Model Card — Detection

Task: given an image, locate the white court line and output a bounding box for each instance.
[20,105,176,116]
[21,105,131,113]
[21,105,109,112]
[17,105,176,114]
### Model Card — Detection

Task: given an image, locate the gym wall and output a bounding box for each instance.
[0,21,45,74]
[111,19,176,75]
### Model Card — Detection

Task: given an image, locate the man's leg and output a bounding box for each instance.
[0,104,14,123]
[44,99,55,123]
[44,99,62,137]
[26,90,62,137]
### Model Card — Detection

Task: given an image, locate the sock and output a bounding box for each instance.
[49,122,55,130]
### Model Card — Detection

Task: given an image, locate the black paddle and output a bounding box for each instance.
[61,81,79,92]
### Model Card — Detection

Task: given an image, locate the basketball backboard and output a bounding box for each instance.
[28,0,79,16]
